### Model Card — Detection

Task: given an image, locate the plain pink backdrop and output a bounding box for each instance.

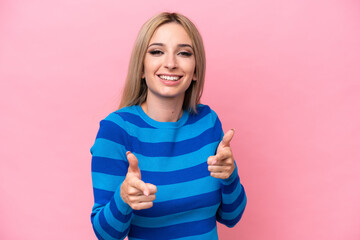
[1,0,359,239]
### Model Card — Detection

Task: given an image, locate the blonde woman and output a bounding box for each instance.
[90,12,247,239]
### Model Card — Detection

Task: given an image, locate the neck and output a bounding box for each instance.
[141,95,184,122]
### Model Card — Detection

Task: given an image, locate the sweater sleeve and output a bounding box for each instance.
[216,162,247,227]
[90,117,133,240]
[208,108,247,227]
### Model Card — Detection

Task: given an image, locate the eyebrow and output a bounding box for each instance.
[147,43,193,49]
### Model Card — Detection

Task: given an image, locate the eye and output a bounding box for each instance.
[178,51,193,57]
[148,50,163,55]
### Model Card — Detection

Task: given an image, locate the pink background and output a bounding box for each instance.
[1,0,359,239]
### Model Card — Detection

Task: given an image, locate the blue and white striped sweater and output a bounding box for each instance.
[91,104,247,240]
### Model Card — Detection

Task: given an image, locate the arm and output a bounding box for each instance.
[207,129,247,227]
[90,119,133,240]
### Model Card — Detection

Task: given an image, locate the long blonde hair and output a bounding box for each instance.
[118,12,206,114]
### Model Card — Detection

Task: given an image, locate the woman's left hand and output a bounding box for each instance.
[207,129,236,179]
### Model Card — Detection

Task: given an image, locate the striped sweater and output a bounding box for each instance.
[90,104,247,240]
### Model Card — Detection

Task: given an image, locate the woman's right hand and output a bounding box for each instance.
[120,151,157,210]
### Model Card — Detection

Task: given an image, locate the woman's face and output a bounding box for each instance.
[142,22,197,104]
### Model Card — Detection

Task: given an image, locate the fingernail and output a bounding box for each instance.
[144,190,149,196]
[231,128,236,132]
[126,151,131,156]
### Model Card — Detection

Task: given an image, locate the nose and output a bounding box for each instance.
[164,53,177,69]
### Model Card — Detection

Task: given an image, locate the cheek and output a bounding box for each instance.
[180,59,196,74]
[144,60,160,76]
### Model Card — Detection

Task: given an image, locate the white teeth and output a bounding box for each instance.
[159,75,180,81]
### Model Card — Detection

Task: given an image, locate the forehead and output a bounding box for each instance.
[149,22,192,45]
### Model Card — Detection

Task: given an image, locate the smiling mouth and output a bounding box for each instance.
[158,75,182,81]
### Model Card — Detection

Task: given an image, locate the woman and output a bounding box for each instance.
[90,12,247,239]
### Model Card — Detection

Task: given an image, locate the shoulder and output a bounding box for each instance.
[196,104,219,117]
[103,105,139,123]
[193,104,220,120]
[185,104,222,126]
[101,105,153,129]
[98,105,157,136]
[95,106,140,136]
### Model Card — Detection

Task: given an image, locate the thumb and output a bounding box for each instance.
[220,129,235,148]
[127,151,140,176]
